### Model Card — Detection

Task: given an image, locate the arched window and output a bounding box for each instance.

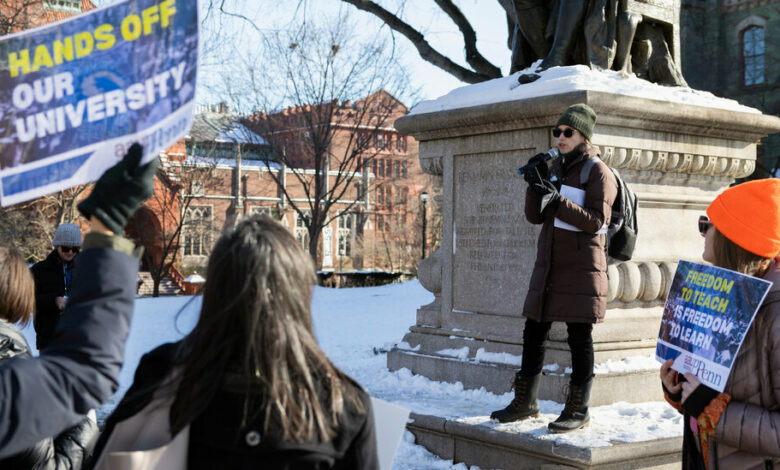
[742,25,765,86]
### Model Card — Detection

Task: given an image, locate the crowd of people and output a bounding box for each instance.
[0,144,378,468]
[0,106,778,469]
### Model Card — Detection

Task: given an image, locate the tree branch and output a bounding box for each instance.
[433,0,502,78]
[340,0,496,83]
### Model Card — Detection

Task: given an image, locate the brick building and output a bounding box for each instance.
[681,0,780,177]
[134,91,430,286]
[1,0,94,34]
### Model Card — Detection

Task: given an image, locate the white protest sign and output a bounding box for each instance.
[371,397,410,470]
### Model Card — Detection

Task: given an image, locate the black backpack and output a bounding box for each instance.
[580,156,638,263]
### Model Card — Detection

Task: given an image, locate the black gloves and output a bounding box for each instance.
[522,153,549,186]
[78,144,157,234]
[533,179,562,213]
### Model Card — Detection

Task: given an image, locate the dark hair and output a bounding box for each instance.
[711,228,773,275]
[170,216,362,441]
[0,246,35,325]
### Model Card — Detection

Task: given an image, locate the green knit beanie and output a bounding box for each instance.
[556,104,597,141]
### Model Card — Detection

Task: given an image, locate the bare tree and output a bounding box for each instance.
[131,155,222,297]
[212,14,417,266]
[0,0,44,35]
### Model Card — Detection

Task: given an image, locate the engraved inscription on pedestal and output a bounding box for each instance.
[453,151,540,316]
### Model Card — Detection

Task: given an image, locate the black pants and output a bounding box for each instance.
[520,318,594,385]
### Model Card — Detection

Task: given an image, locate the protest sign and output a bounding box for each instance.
[0,0,198,206]
[656,260,772,392]
[371,397,410,470]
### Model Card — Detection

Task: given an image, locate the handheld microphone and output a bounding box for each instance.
[517,148,559,176]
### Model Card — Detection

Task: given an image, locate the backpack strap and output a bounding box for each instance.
[579,156,601,186]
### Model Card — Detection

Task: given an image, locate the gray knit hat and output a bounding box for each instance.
[556,104,597,141]
[52,223,82,247]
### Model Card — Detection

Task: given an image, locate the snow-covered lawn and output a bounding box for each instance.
[21,280,682,469]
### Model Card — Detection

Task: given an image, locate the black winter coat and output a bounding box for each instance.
[31,249,75,350]
[0,241,138,458]
[0,320,99,469]
[91,342,379,470]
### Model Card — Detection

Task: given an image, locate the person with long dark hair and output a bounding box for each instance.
[661,178,780,469]
[91,216,378,468]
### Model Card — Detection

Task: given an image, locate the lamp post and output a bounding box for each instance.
[420,191,428,260]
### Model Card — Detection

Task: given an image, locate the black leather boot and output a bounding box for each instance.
[548,379,592,433]
[490,373,542,423]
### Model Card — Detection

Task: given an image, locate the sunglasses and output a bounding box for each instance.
[698,216,712,237]
[552,127,576,138]
[59,246,80,254]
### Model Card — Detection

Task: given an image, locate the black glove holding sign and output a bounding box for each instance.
[78,144,157,234]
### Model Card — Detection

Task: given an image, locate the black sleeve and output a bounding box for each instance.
[342,393,379,470]
[682,385,720,418]
[0,247,137,458]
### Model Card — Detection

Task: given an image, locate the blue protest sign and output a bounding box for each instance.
[656,260,772,392]
[0,0,198,206]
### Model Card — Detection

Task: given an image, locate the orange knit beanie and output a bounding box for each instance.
[707,178,780,258]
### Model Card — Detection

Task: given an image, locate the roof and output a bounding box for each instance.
[184,155,282,170]
[188,113,268,145]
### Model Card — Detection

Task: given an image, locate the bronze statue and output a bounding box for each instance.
[507,0,687,86]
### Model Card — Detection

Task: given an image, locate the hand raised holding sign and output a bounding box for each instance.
[78,143,157,235]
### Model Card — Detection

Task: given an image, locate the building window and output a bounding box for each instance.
[44,0,81,12]
[401,161,408,178]
[252,206,272,217]
[395,186,408,204]
[742,26,765,86]
[296,210,311,228]
[397,135,407,152]
[338,213,353,230]
[377,134,385,150]
[183,206,213,257]
[338,233,352,257]
[190,180,204,196]
[377,186,392,205]
[376,214,389,232]
[337,214,354,257]
[296,230,310,250]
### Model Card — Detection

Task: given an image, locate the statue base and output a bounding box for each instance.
[408,412,682,469]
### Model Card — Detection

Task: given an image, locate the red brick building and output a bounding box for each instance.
[1,0,94,34]
[133,91,430,285]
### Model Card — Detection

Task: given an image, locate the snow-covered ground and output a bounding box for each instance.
[21,280,682,469]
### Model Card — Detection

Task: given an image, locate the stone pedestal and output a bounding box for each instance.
[388,90,780,468]
[388,91,780,467]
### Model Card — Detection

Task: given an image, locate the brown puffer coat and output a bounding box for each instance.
[523,147,618,324]
[708,257,780,469]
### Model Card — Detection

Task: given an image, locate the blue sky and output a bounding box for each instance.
[197,0,510,105]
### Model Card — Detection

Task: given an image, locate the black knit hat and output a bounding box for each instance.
[556,104,597,141]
